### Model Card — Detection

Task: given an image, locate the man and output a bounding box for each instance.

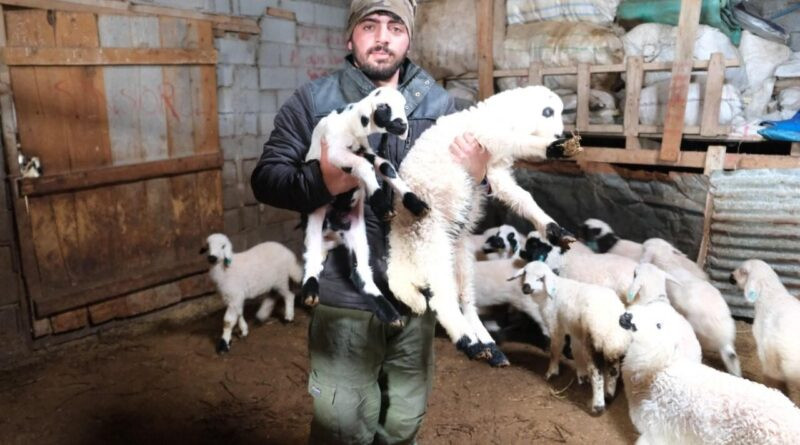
[251,1,488,443]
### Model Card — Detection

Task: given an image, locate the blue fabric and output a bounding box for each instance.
[758,110,800,141]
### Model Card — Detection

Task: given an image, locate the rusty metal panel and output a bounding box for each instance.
[706,169,800,318]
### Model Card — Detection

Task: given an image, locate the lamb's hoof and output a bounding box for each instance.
[545,370,559,381]
[368,294,403,327]
[605,391,617,402]
[486,343,510,367]
[590,404,606,416]
[546,135,582,159]
[456,336,491,360]
[216,338,230,354]
[545,223,576,250]
[402,192,430,217]
[367,192,394,221]
[577,375,588,385]
[281,317,294,324]
[302,278,320,307]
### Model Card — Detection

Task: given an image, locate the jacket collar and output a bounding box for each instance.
[339,55,434,117]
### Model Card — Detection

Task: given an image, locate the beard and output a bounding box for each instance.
[354,44,405,81]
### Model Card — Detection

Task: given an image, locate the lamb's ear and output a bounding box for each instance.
[506,268,525,282]
[543,271,557,297]
[627,278,642,304]
[223,256,232,268]
[744,279,759,303]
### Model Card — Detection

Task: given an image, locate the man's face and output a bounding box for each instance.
[348,12,410,81]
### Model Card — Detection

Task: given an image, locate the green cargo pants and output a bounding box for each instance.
[307,304,436,445]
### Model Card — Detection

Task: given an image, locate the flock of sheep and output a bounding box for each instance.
[201,85,800,442]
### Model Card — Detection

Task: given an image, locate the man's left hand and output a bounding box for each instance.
[449,132,490,182]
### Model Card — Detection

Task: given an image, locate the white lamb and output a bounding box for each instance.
[578,218,643,260]
[473,256,546,333]
[641,238,741,376]
[511,261,630,414]
[520,232,637,304]
[202,234,302,353]
[386,85,581,365]
[627,263,702,363]
[619,307,800,444]
[730,259,800,403]
[301,86,427,326]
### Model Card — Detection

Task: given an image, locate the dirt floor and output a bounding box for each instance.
[0,305,761,445]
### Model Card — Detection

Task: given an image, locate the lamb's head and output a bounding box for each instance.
[627,263,677,304]
[18,153,43,178]
[357,86,408,139]
[518,232,565,271]
[483,85,565,140]
[200,233,234,268]
[578,218,614,253]
[640,238,683,265]
[482,225,520,257]
[508,261,557,302]
[730,259,780,304]
[619,306,682,373]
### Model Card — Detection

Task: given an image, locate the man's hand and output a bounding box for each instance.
[450,132,490,182]
[320,138,359,196]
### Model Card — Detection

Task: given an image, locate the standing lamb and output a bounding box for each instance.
[619,308,800,444]
[578,218,643,260]
[641,238,741,376]
[511,261,630,414]
[301,86,428,327]
[730,259,800,403]
[201,234,302,353]
[387,85,581,364]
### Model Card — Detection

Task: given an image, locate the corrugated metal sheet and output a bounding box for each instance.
[706,169,800,318]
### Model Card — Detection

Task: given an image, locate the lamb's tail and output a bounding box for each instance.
[720,344,741,377]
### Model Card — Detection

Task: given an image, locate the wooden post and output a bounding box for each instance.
[700,52,725,137]
[476,0,494,100]
[624,56,643,149]
[576,63,590,132]
[527,62,542,86]
[697,145,726,267]
[659,0,701,162]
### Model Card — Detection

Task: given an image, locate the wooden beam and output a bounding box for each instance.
[0,0,260,34]
[19,152,222,196]
[576,63,589,132]
[266,7,296,21]
[476,0,494,100]
[700,52,725,137]
[2,47,217,65]
[659,0,702,161]
[697,145,726,267]
[624,55,643,145]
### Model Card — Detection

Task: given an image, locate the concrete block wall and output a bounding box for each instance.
[206,0,349,254]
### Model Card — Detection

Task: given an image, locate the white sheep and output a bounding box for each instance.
[511,261,630,414]
[627,263,702,363]
[386,85,580,365]
[619,307,800,444]
[578,218,643,260]
[730,259,800,403]
[520,232,637,304]
[202,233,302,354]
[301,86,426,326]
[641,238,741,376]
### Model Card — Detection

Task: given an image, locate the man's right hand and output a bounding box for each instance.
[320,138,359,196]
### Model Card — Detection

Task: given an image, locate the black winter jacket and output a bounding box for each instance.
[251,57,455,311]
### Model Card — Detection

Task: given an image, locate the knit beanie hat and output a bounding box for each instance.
[345,0,417,40]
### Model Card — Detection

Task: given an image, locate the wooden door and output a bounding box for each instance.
[2,9,222,320]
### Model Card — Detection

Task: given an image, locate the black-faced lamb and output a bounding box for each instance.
[301,86,428,327]
[511,261,630,414]
[730,259,800,403]
[386,85,581,364]
[469,224,524,260]
[619,308,800,444]
[578,218,643,260]
[201,234,301,353]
